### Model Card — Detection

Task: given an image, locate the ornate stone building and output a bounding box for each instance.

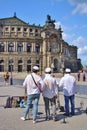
[0,13,81,73]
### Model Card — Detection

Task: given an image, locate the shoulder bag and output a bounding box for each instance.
[31,74,42,92]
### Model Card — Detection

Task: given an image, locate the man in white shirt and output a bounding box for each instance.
[59,68,77,116]
[21,66,44,123]
[42,67,58,121]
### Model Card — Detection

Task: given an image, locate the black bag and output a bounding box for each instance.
[4,96,13,108]
[59,106,65,112]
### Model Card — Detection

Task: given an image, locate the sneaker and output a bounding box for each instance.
[70,112,75,116]
[53,117,58,121]
[63,113,69,117]
[20,117,26,121]
[45,116,50,121]
[33,120,36,124]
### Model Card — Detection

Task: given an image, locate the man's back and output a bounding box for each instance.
[59,74,76,96]
[43,74,58,98]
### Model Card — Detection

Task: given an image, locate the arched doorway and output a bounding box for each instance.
[27,60,31,72]
[0,59,4,72]
[18,60,22,72]
[54,58,58,73]
[8,59,14,72]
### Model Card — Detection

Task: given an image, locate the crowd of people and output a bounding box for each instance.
[20,66,77,124]
[77,71,86,82]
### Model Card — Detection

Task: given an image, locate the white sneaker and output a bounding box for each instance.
[20,117,26,121]
[33,120,36,124]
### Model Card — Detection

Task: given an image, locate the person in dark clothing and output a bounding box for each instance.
[83,71,86,81]
[77,72,80,81]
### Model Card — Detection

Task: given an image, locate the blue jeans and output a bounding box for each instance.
[24,94,40,120]
[64,95,75,115]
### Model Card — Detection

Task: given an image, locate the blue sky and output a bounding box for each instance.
[0,0,87,66]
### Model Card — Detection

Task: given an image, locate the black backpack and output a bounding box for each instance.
[4,96,13,108]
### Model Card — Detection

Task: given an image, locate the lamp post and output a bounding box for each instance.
[10,59,13,85]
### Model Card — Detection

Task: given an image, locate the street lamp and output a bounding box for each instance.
[10,59,13,85]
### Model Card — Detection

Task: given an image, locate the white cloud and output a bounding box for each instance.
[68,0,87,14]
[55,21,62,28]
[55,21,70,31]
[81,56,87,66]
[55,22,75,41]
[62,33,75,41]
[72,3,87,14]
[78,54,87,66]
[55,21,87,65]
[71,36,87,48]
[68,0,87,5]
[71,36,87,65]
[78,46,87,55]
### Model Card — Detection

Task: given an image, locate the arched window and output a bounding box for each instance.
[27,60,31,64]
[8,43,14,52]
[18,60,22,64]
[54,59,58,73]
[35,43,40,53]
[17,43,23,52]
[36,60,39,67]
[0,59,4,72]
[27,43,31,52]
[27,60,31,72]
[8,59,14,72]
[18,60,22,72]
[0,43,4,52]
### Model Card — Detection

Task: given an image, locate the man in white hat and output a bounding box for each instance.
[21,66,44,123]
[59,68,77,116]
[42,67,58,121]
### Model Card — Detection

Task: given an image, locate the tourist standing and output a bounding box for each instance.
[3,71,9,85]
[83,71,86,81]
[59,68,77,116]
[21,66,44,123]
[77,71,80,81]
[42,67,58,121]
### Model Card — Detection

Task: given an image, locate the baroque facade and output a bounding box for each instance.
[0,13,80,73]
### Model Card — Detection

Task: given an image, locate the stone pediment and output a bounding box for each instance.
[0,16,28,26]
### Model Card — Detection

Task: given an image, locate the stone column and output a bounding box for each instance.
[15,41,17,52]
[42,39,47,70]
[4,57,9,72]
[4,42,7,52]
[14,57,18,72]
[23,42,26,52]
